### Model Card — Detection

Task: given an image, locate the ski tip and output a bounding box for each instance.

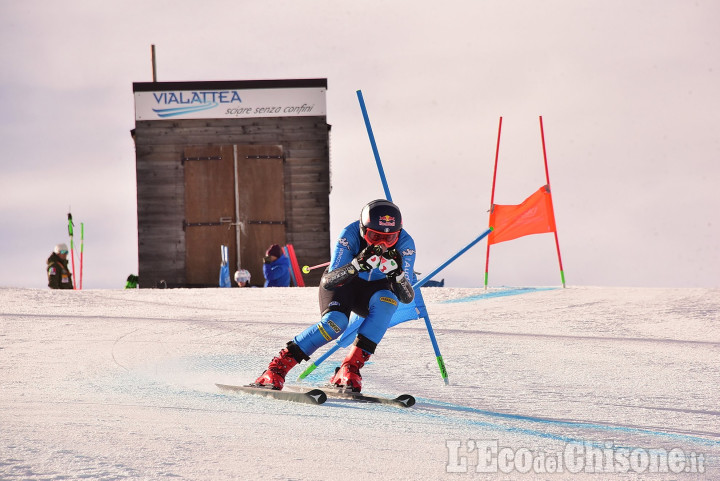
[305,388,327,405]
[393,394,416,408]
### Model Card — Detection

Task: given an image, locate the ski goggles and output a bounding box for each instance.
[363,228,400,248]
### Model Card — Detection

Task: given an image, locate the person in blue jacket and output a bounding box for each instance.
[254,199,416,392]
[262,244,291,287]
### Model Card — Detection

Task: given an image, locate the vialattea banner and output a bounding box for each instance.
[134,87,326,120]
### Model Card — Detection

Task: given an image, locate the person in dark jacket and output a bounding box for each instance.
[262,244,291,287]
[47,243,73,289]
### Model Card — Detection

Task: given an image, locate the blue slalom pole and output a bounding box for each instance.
[422,314,448,384]
[415,227,493,289]
[356,90,392,202]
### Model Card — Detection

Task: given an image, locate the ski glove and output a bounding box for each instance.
[351,245,383,272]
[322,245,382,290]
[379,248,403,280]
[380,249,413,303]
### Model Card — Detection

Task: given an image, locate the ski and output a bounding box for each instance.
[215,384,327,405]
[319,386,415,408]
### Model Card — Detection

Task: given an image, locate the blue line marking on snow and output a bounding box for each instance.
[413,398,720,448]
[441,287,558,303]
[110,352,719,463]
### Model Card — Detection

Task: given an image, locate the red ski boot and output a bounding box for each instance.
[329,346,371,392]
[254,348,298,390]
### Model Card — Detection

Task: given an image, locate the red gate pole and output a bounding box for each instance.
[285,244,305,287]
[484,117,503,289]
[67,212,77,290]
[79,223,84,290]
[539,116,566,287]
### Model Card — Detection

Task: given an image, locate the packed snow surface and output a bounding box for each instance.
[1,286,718,480]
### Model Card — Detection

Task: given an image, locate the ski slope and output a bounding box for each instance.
[1,286,718,480]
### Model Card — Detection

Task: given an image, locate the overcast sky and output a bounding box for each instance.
[1,1,718,289]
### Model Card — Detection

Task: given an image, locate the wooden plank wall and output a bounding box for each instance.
[133,116,331,288]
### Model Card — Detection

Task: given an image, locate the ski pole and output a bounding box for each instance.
[301,261,330,274]
[67,212,77,290]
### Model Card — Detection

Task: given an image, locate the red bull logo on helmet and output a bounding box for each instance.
[378,215,396,227]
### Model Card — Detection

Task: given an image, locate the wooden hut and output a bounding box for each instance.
[131,79,330,288]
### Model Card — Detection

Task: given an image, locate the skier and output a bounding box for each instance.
[47,243,73,289]
[254,199,416,392]
[262,244,291,287]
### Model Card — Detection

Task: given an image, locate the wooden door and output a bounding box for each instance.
[183,145,236,286]
[183,144,285,287]
[235,145,286,286]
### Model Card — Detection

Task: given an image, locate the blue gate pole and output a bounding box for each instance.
[357,90,392,202]
[414,228,493,290]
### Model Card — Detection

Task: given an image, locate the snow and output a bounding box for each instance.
[1,286,718,480]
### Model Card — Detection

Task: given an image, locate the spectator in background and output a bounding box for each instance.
[234,269,252,287]
[125,274,139,289]
[47,243,73,289]
[262,244,291,287]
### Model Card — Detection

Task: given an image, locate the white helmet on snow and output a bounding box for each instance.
[54,243,69,254]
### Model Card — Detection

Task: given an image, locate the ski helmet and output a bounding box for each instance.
[54,243,69,255]
[359,199,402,248]
[234,269,251,284]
